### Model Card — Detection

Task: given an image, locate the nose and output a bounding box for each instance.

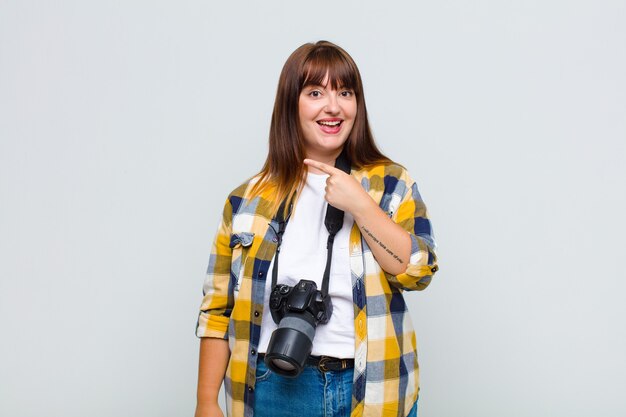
[324,94,340,114]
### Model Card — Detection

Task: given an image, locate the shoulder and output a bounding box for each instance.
[226,175,257,200]
[220,174,279,229]
[223,174,263,212]
[354,161,416,189]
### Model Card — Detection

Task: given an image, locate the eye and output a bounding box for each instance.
[340,90,354,97]
[308,90,322,98]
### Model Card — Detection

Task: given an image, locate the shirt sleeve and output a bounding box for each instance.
[386,173,439,291]
[195,196,234,339]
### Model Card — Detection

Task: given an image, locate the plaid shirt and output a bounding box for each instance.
[196,163,438,417]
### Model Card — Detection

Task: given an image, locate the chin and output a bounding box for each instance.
[318,140,347,153]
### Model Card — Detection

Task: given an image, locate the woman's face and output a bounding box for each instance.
[298,77,357,160]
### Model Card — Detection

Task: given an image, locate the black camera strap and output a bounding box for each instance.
[272,150,351,298]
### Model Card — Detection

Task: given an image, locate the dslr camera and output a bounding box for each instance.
[264,280,332,377]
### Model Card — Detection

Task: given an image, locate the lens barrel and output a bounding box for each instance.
[264,312,316,377]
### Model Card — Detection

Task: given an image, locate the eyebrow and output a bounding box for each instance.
[302,83,353,91]
[302,83,327,89]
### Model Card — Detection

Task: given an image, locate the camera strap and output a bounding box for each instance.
[272,149,351,298]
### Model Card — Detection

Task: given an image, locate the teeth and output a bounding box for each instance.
[318,120,341,126]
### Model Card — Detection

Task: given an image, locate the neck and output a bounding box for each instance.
[305,149,342,174]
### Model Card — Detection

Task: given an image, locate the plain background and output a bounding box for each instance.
[1,1,625,416]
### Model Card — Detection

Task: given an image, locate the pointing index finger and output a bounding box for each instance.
[303,159,340,175]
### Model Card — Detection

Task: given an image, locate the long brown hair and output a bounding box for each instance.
[249,40,392,216]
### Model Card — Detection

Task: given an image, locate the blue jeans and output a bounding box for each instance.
[253,359,418,417]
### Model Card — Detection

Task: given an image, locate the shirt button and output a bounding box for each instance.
[248,386,253,392]
[258,271,264,277]
[254,311,260,317]
[272,237,278,243]
[251,349,256,355]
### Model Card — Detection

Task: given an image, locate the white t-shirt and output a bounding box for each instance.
[257,172,355,358]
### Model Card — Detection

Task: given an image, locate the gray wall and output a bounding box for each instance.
[1,1,624,416]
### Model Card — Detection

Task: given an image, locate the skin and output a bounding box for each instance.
[298,79,356,173]
[194,338,229,417]
[195,76,411,417]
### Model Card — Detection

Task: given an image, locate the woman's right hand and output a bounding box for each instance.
[194,402,224,417]
[195,338,230,417]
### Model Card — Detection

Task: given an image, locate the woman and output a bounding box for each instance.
[195,40,438,417]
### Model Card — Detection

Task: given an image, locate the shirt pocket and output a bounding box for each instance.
[229,232,255,298]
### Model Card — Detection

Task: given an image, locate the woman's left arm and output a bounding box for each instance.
[303,159,423,276]
[351,195,412,276]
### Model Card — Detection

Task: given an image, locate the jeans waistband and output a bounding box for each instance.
[306,355,354,372]
[258,353,354,372]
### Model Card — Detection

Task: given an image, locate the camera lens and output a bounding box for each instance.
[264,312,317,378]
[270,358,296,371]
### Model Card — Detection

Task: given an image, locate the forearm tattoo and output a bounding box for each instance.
[360,226,404,264]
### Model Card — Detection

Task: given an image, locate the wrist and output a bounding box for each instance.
[351,195,379,224]
[195,401,223,417]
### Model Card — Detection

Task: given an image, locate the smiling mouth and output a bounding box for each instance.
[316,119,343,134]
[317,120,343,127]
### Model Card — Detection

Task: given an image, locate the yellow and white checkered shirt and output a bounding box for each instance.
[196,163,438,417]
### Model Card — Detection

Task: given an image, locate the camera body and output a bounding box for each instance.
[269,280,332,325]
[264,279,333,377]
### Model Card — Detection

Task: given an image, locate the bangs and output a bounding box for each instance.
[301,47,359,91]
